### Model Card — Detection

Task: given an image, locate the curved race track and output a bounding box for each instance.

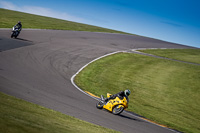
[0,29,193,133]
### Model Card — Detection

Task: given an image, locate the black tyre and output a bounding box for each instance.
[112,105,124,115]
[96,101,104,109]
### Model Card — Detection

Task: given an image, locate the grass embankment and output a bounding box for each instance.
[0,92,118,133]
[0,8,127,34]
[139,49,200,64]
[75,49,200,133]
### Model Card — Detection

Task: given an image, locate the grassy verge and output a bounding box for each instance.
[74,49,200,133]
[0,8,127,34]
[139,49,200,64]
[0,92,118,133]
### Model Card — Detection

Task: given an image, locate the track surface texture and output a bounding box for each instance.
[0,29,194,133]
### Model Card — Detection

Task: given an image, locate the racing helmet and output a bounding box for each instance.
[124,89,131,96]
[18,21,21,24]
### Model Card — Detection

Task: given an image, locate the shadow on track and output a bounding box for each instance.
[0,37,33,52]
[119,114,143,122]
[15,37,33,43]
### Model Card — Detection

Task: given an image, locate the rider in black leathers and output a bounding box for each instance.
[102,89,131,103]
[14,21,22,32]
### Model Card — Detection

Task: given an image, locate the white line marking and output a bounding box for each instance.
[70,50,179,133]
[71,51,124,101]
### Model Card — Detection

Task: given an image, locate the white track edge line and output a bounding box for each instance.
[70,50,179,133]
[70,51,124,100]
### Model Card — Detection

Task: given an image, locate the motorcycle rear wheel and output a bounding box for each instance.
[112,105,124,115]
[96,101,104,109]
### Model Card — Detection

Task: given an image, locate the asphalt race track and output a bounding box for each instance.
[0,29,194,133]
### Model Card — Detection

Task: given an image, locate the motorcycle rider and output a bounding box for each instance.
[102,89,131,103]
[14,21,22,32]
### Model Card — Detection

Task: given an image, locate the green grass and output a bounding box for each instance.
[75,50,200,133]
[139,49,200,64]
[1,8,200,133]
[0,8,127,34]
[0,92,118,133]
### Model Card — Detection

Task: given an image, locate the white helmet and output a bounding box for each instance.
[124,89,131,96]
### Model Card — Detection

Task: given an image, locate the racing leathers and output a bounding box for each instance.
[14,22,22,32]
[104,91,129,103]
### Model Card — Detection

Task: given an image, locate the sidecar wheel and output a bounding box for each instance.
[96,101,104,109]
[112,105,124,115]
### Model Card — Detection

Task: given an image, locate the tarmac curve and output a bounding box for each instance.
[0,29,194,133]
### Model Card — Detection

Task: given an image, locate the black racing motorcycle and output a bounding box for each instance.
[11,26,20,38]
